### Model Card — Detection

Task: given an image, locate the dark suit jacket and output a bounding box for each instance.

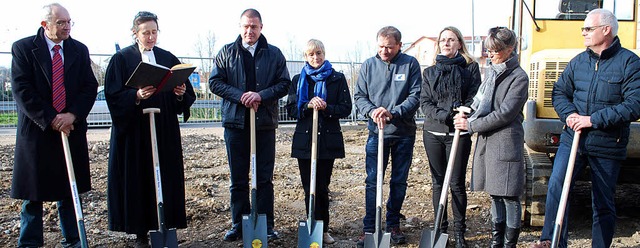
[10,27,98,201]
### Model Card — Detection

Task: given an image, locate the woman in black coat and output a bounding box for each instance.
[104,11,195,246]
[420,26,481,248]
[285,39,352,244]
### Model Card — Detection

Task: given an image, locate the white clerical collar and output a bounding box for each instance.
[141,49,156,64]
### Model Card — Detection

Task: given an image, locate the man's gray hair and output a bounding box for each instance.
[42,3,63,23]
[588,8,618,36]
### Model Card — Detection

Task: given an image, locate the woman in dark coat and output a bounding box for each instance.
[285,39,352,245]
[454,27,528,248]
[420,26,481,248]
[104,11,195,246]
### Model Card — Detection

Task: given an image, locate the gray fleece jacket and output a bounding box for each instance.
[354,53,422,137]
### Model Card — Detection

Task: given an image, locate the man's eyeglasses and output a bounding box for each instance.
[53,20,74,27]
[581,25,606,32]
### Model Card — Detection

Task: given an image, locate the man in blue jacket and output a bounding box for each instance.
[354,26,422,247]
[209,8,290,242]
[531,8,640,248]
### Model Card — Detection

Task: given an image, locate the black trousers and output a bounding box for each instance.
[423,131,472,232]
[224,127,276,230]
[297,158,334,232]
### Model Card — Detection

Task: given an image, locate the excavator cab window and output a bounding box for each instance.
[556,0,600,19]
[534,0,634,20]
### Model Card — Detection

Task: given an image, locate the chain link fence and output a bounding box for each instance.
[0,52,425,128]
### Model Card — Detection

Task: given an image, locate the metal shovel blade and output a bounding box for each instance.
[149,228,178,248]
[364,230,391,248]
[297,219,323,248]
[242,213,268,248]
[418,228,448,248]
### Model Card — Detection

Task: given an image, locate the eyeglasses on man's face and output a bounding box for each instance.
[581,25,606,32]
[52,20,74,28]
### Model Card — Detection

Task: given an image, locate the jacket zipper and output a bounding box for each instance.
[586,59,599,115]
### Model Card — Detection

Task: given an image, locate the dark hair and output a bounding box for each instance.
[132,11,158,32]
[484,26,517,52]
[377,26,402,43]
[240,8,262,23]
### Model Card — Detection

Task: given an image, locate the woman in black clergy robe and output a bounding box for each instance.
[104,11,195,246]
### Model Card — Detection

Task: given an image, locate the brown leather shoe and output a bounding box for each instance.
[530,240,552,248]
[323,232,336,244]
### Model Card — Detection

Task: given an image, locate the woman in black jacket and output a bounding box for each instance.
[420,26,481,248]
[285,39,352,245]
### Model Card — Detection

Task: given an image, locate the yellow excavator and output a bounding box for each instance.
[510,0,640,226]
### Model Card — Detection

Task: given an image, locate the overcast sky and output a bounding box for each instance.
[0,0,515,66]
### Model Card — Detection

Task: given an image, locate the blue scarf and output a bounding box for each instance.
[296,60,332,118]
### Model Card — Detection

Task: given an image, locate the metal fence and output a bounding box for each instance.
[0,52,425,128]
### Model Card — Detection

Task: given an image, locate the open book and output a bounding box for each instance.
[125,61,197,94]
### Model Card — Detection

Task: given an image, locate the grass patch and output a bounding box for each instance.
[190,108,221,121]
[0,112,17,126]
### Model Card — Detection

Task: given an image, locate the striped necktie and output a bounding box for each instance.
[52,44,66,112]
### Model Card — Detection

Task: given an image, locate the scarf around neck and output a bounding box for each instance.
[296,60,333,118]
[469,57,510,123]
[433,54,466,103]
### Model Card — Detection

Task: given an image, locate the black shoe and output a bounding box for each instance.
[267,229,280,240]
[223,227,242,241]
[388,227,406,244]
[454,232,468,248]
[504,227,521,248]
[135,233,150,248]
[491,222,505,248]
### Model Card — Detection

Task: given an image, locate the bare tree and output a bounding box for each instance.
[194,31,217,75]
[340,40,372,64]
[285,34,302,61]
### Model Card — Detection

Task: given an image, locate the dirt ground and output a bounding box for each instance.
[0,124,639,248]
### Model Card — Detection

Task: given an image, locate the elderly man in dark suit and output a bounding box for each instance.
[10,3,97,247]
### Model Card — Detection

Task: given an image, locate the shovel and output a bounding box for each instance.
[297,107,324,248]
[143,108,178,248]
[242,107,269,248]
[419,106,471,248]
[551,130,581,248]
[60,132,89,248]
[364,120,391,248]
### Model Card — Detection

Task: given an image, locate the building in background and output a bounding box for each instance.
[403,35,488,74]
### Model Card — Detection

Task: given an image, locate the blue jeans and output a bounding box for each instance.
[490,195,521,229]
[539,140,620,248]
[363,133,415,232]
[18,200,80,248]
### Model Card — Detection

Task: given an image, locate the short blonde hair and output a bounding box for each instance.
[304,39,325,57]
